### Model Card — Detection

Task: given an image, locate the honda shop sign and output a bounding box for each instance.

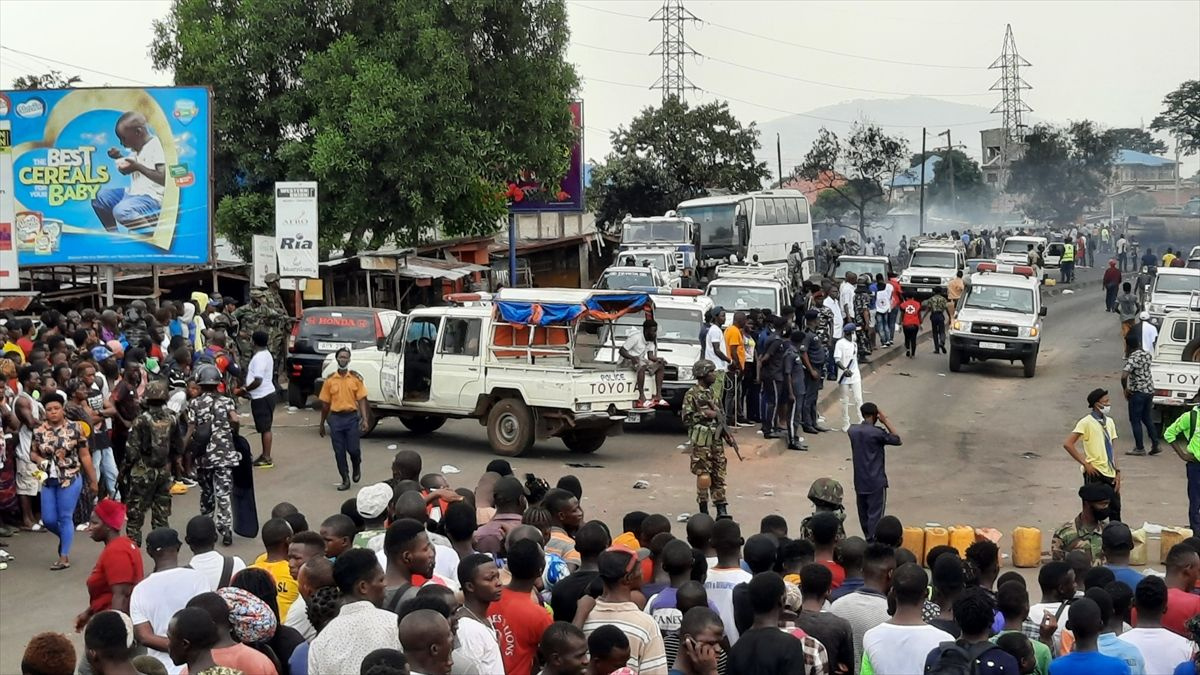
[274,181,318,278]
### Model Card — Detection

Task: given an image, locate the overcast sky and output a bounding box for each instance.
[2,0,1197,172]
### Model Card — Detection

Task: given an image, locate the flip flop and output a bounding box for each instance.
[50,561,70,571]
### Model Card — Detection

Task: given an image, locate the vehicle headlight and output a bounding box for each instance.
[1149,303,1163,314]
[1019,326,1039,338]
[678,365,693,381]
[576,402,592,412]
[953,320,970,332]
[900,274,912,284]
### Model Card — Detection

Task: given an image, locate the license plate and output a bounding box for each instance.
[626,412,642,423]
[979,341,1007,350]
[918,287,931,293]
[318,341,351,352]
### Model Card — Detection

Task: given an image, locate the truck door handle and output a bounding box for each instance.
[466,367,478,372]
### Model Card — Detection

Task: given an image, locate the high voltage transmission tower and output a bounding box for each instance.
[650,0,699,102]
[989,24,1032,143]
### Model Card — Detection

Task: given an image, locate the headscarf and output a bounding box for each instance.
[190,291,210,313]
[216,586,277,644]
[94,498,126,531]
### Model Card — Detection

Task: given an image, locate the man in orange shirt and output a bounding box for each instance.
[318,348,370,491]
[723,312,747,422]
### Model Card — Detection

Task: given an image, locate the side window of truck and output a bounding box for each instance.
[386,319,407,353]
[440,318,482,357]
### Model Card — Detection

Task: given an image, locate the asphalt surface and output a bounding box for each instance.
[2,264,1190,669]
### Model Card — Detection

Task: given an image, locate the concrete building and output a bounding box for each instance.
[1111,149,1179,191]
[980,127,1025,213]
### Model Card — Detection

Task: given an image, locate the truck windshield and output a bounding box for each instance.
[910,251,958,269]
[1154,274,1200,294]
[1001,239,1035,254]
[622,220,688,244]
[678,204,736,246]
[963,284,1035,314]
[597,271,655,290]
[614,306,703,344]
[706,285,778,313]
[616,253,670,271]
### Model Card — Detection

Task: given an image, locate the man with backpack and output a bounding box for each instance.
[1164,392,1200,535]
[122,380,180,548]
[924,587,1020,675]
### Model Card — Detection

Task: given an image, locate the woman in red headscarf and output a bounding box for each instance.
[74,498,143,632]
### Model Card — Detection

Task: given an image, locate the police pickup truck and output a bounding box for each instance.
[1151,298,1200,425]
[900,241,965,300]
[319,288,649,456]
[948,263,1046,378]
[704,263,792,326]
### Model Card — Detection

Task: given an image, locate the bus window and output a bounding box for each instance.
[796,198,809,223]
[761,198,776,225]
[784,198,799,223]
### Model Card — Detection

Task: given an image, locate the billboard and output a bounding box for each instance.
[506,101,584,212]
[0,121,20,288]
[0,87,211,265]
[274,182,318,278]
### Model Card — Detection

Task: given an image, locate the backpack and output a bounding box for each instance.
[140,410,177,469]
[925,641,1000,675]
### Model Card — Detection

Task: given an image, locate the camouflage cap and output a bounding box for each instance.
[249,288,268,298]
[144,379,170,402]
[264,273,280,284]
[693,359,716,379]
[807,477,844,506]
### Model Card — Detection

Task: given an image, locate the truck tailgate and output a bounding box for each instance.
[1151,360,1200,406]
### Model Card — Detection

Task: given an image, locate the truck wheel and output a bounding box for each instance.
[360,411,380,437]
[562,430,606,454]
[1022,354,1038,378]
[948,346,963,372]
[287,385,306,409]
[1183,336,1200,362]
[400,415,446,435]
[487,399,534,457]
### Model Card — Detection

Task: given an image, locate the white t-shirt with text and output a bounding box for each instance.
[705,565,752,645]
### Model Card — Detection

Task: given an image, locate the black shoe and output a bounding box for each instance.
[763,432,781,439]
[352,465,362,483]
[802,425,821,434]
[1149,446,1163,456]
[715,503,731,520]
[336,478,351,491]
[1126,448,1147,457]
[222,531,233,547]
[697,500,709,516]
[788,442,809,452]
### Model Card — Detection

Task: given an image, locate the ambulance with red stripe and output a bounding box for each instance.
[948,262,1047,378]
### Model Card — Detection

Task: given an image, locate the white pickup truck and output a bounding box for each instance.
[320,288,651,456]
[1151,302,1200,424]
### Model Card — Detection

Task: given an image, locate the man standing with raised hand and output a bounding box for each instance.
[847,403,902,541]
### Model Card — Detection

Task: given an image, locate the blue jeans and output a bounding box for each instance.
[328,412,362,479]
[91,187,161,232]
[875,312,893,345]
[1188,462,1200,535]
[41,478,84,557]
[1127,392,1158,451]
[92,445,119,499]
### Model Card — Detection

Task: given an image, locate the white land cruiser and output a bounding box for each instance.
[704,263,792,326]
[1151,300,1200,425]
[614,247,683,288]
[1146,268,1200,324]
[320,288,650,456]
[900,243,965,300]
[595,265,671,291]
[948,263,1046,378]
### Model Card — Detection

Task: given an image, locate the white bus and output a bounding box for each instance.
[674,189,815,279]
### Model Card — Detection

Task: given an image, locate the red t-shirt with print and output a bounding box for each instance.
[900,299,923,327]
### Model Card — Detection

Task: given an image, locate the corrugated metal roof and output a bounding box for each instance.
[396,256,488,281]
[1114,149,1176,167]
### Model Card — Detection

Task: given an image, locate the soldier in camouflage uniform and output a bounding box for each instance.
[122,379,179,547]
[263,273,293,382]
[1050,482,1113,564]
[799,477,847,542]
[233,289,288,377]
[185,364,240,546]
[682,359,738,520]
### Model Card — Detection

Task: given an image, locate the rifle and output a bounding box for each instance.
[706,398,742,462]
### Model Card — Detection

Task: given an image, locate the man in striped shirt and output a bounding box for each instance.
[582,546,668,675]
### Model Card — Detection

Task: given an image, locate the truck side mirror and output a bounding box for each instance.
[1039,307,1048,317]
[376,336,386,350]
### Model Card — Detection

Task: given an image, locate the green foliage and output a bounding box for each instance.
[1102,128,1168,156]
[1007,121,1117,225]
[152,0,578,256]
[10,70,81,90]
[797,123,907,238]
[587,98,770,227]
[915,149,993,219]
[1151,80,1200,156]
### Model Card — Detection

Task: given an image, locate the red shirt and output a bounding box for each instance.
[887,279,902,304]
[87,536,144,613]
[16,337,34,357]
[819,559,846,590]
[1162,588,1200,636]
[899,299,923,327]
[489,587,553,675]
[1102,267,1122,286]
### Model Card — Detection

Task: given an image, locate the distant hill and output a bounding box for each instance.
[755,96,1039,178]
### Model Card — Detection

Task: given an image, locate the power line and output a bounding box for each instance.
[0,46,154,85]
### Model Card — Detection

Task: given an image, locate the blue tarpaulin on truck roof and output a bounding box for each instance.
[494,292,650,326]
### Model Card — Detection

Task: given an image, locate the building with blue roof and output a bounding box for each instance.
[1113,148,1178,190]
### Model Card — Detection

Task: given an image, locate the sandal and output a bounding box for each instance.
[50,561,70,571]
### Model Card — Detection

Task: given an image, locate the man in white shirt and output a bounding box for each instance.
[620,319,667,409]
[184,515,246,591]
[1118,575,1195,675]
[309,549,402,674]
[839,273,857,324]
[861,563,952,675]
[703,308,731,403]
[831,543,896,675]
[131,528,211,674]
[93,111,167,233]
[244,330,278,467]
[1138,312,1158,354]
[834,324,863,432]
[705,520,753,645]
[822,291,844,335]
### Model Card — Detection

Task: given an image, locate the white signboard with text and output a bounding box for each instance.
[0,121,20,289]
[274,181,318,278]
[251,234,277,288]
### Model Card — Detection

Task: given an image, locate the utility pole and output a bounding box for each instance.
[776,133,783,188]
[649,0,699,103]
[919,128,926,235]
[938,129,957,221]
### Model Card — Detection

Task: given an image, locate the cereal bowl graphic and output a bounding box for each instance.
[14,211,42,247]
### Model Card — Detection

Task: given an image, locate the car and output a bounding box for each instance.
[614,247,683,288]
[595,265,669,291]
[831,255,894,284]
[900,242,965,300]
[1146,268,1200,324]
[286,307,401,409]
[997,236,1048,266]
[948,263,1046,378]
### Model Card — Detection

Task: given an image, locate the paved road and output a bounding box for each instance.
[3,268,1187,668]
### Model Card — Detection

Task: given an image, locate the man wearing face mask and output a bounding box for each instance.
[1050,482,1115,564]
[1062,388,1122,523]
[318,348,370,491]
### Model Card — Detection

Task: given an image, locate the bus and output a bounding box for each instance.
[674,189,815,279]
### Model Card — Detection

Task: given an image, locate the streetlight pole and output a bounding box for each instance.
[939,129,956,221]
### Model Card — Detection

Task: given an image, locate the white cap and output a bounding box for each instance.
[1139,311,1150,320]
[356,483,392,518]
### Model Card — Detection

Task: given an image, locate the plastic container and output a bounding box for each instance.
[924,527,950,565]
[1161,527,1195,564]
[949,525,975,557]
[902,527,926,566]
[1130,529,1148,566]
[1012,527,1042,568]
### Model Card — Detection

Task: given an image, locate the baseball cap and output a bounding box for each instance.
[146,527,182,552]
[842,322,857,333]
[597,545,651,582]
[1101,522,1134,552]
[356,483,392,519]
[91,345,113,362]
[1139,311,1149,320]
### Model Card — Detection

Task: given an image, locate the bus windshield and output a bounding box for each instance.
[621,220,688,244]
[706,285,778,313]
[909,251,958,269]
[678,204,736,246]
[964,284,1035,314]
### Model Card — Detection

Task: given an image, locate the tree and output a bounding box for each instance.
[1151,80,1200,156]
[797,123,908,241]
[1102,127,1168,155]
[152,0,578,256]
[1006,121,1117,225]
[910,149,993,220]
[10,70,81,90]
[587,98,770,227]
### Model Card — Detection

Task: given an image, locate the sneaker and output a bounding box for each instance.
[180,477,198,488]
[1149,446,1163,456]
[252,456,274,468]
[1125,448,1147,457]
[170,482,189,495]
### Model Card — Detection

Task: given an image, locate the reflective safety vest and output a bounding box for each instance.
[1061,243,1075,262]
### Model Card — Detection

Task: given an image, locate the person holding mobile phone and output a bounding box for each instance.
[670,607,723,675]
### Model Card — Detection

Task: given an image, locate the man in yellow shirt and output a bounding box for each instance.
[251,517,300,621]
[319,348,370,491]
[1062,388,1121,522]
[1163,247,1178,267]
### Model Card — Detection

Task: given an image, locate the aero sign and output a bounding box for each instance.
[274,181,318,278]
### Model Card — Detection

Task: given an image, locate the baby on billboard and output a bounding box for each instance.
[91,110,166,233]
